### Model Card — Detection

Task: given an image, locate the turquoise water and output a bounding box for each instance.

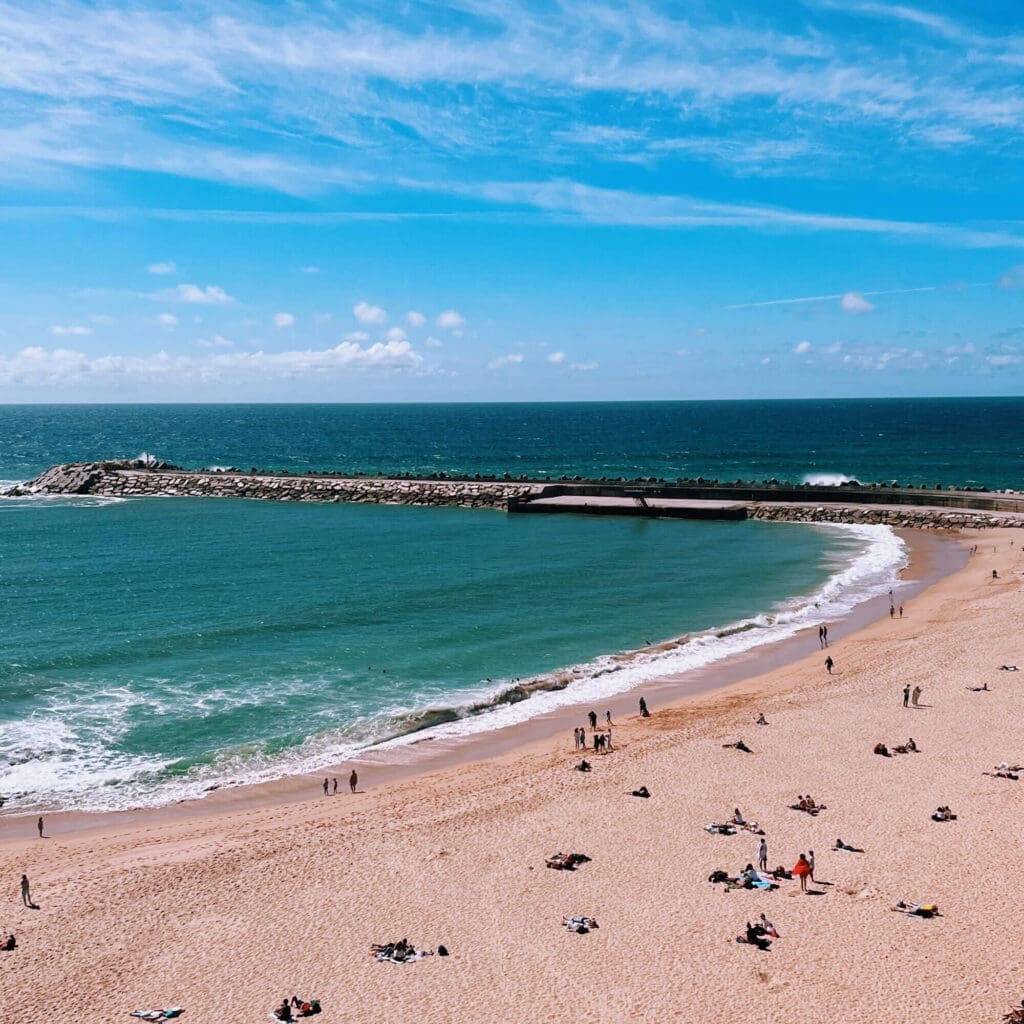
[0,491,901,812]
[0,400,936,812]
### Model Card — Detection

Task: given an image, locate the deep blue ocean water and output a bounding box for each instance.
[4,398,998,811]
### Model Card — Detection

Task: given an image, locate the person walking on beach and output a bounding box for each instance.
[912,686,922,708]
[37,817,43,839]
[322,778,329,797]
[903,685,910,708]
[890,604,895,618]
[823,625,828,647]
[605,710,613,727]
[20,874,34,908]
[349,769,358,794]
[639,696,649,717]
[757,838,767,872]
[588,710,598,730]
[818,625,825,649]
[824,656,834,674]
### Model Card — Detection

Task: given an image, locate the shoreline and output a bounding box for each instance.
[2,526,1019,1022]
[0,524,962,842]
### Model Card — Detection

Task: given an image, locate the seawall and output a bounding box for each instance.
[6,461,1024,529]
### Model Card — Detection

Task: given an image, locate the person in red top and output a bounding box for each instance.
[793,853,812,893]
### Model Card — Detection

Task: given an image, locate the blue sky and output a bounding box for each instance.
[1,0,1023,401]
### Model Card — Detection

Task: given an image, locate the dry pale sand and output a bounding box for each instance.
[3,528,1024,1024]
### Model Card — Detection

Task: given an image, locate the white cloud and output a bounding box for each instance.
[49,324,92,336]
[793,340,812,354]
[158,313,178,328]
[0,340,424,387]
[354,301,387,325]
[300,265,320,274]
[547,351,567,364]
[405,310,427,328]
[197,334,233,348]
[488,353,524,370]
[273,312,295,328]
[148,261,176,274]
[385,326,407,343]
[425,336,443,348]
[569,361,598,371]
[987,353,1023,366]
[998,265,1024,289]
[344,330,370,342]
[436,309,466,331]
[155,283,234,304]
[840,291,876,313]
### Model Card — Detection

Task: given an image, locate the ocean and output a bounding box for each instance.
[5,397,1016,813]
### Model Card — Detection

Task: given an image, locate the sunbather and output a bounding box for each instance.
[546,852,591,870]
[723,739,752,752]
[1,933,14,951]
[874,742,891,756]
[931,805,957,821]
[1000,664,1019,671]
[891,900,940,918]
[757,913,778,938]
[729,808,745,825]
[575,759,591,772]
[833,838,863,852]
[791,796,825,815]
[274,998,294,1022]
[563,915,598,933]
[984,768,1020,780]
[704,822,737,835]
[967,682,990,691]
[631,786,650,798]
[755,713,768,725]
[290,997,321,1017]
[737,921,772,951]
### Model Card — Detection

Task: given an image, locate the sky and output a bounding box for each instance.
[1,0,1023,402]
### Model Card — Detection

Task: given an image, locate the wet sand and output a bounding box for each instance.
[3,528,1021,1023]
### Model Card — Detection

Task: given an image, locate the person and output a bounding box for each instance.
[874,742,890,756]
[322,778,328,797]
[808,849,816,882]
[758,912,778,939]
[606,728,613,751]
[639,696,649,718]
[332,778,337,795]
[890,604,895,618]
[588,710,598,729]
[731,807,745,825]
[755,712,768,725]
[822,624,828,647]
[575,759,591,772]
[20,874,33,908]
[742,921,771,951]
[349,769,358,794]
[907,737,917,752]
[911,685,922,707]
[757,837,768,872]
[968,682,990,691]
[833,838,862,852]
[631,785,650,798]
[993,569,999,579]
[37,817,43,839]
[605,710,613,727]
[793,853,812,892]
[824,655,834,674]
[573,727,580,751]
[275,997,293,1022]
[741,863,759,888]
[0,933,14,951]
[899,605,904,618]
[902,684,910,708]
[818,625,825,649]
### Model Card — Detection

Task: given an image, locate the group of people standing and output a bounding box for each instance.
[322,771,358,796]
[574,709,614,753]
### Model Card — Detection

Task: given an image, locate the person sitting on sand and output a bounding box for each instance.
[740,863,760,888]
[730,808,746,826]
[275,998,294,1022]
[723,739,751,752]
[792,795,825,815]
[758,913,778,939]
[967,682,990,691]
[874,742,891,757]
[631,786,650,798]
[756,713,768,725]
[931,805,957,822]
[907,737,917,752]
[793,853,812,892]
[833,838,863,853]
[1,933,15,951]
[770,865,793,880]
[575,759,591,772]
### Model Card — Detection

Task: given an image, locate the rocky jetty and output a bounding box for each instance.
[4,461,540,510]
[750,504,1024,530]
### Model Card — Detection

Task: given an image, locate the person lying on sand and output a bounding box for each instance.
[371,939,434,963]
[931,806,957,822]
[705,822,737,836]
[984,769,1020,780]
[289,997,321,1017]
[833,838,864,853]
[736,921,772,951]
[967,682,990,691]
[891,739,919,754]
[546,852,592,870]
[891,900,940,918]
[1000,665,1019,671]
[631,786,650,798]
[563,915,598,933]
[574,760,591,772]
[723,739,752,752]
[770,865,793,880]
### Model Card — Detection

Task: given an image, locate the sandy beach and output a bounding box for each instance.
[3,526,1023,1023]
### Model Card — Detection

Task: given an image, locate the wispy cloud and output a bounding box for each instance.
[154,283,234,304]
[147,260,175,274]
[728,284,945,309]
[273,312,295,328]
[488,352,524,369]
[49,324,92,336]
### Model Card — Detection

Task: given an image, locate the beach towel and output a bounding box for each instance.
[373,949,433,964]
[130,1011,182,1020]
